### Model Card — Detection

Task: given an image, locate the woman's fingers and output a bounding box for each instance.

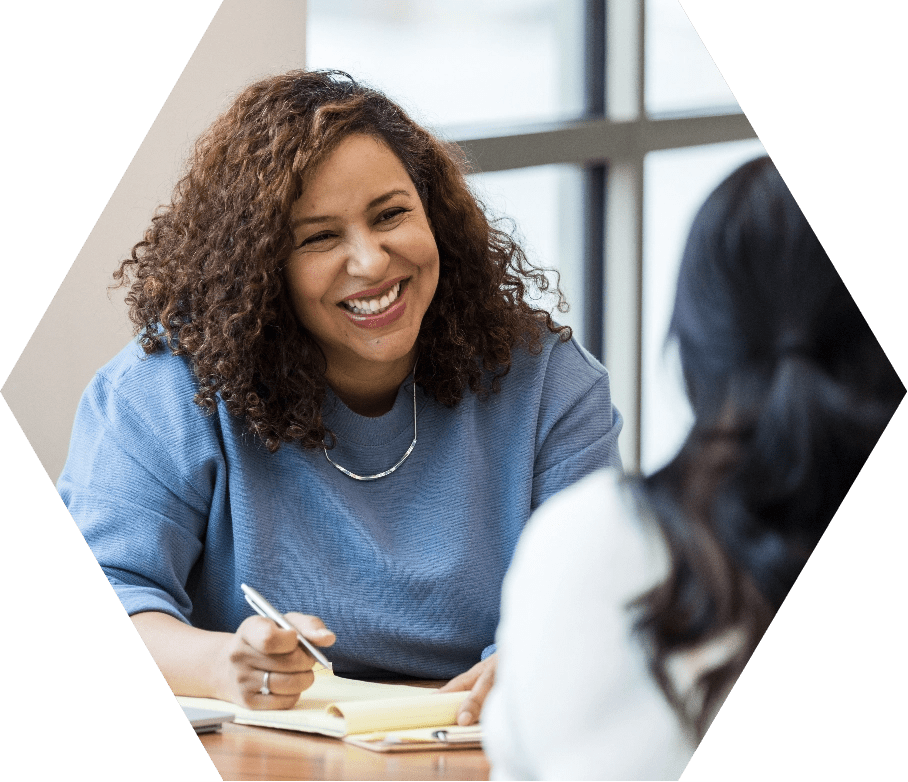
[250,667,315,695]
[438,666,480,693]
[456,662,495,725]
[438,654,498,726]
[240,668,309,710]
[239,613,334,657]
[235,616,317,673]
[229,625,318,709]
[225,655,315,709]
[227,613,336,709]
[284,612,337,647]
[239,615,300,655]
[235,660,316,709]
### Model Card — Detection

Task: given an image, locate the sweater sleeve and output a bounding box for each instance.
[482,469,693,780]
[58,359,221,623]
[531,338,623,510]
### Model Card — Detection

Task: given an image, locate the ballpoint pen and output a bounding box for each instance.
[240,582,333,670]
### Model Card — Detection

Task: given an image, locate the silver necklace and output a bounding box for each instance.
[323,376,418,481]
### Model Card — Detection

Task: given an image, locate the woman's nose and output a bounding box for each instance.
[345,230,390,280]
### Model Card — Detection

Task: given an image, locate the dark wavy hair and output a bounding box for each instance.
[113,70,569,452]
[631,156,904,738]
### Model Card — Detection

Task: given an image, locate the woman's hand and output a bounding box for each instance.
[131,610,335,710]
[211,612,336,709]
[437,653,497,725]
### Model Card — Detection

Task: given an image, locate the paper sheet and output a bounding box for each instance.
[177,671,468,737]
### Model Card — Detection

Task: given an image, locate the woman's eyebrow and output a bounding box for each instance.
[367,188,410,210]
[291,189,412,228]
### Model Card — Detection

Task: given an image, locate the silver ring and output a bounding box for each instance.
[259,670,271,696]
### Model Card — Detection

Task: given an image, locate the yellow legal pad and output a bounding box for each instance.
[177,667,482,752]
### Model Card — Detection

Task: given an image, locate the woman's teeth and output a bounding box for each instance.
[343,281,401,315]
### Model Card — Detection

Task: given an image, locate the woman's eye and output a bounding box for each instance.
[377,207,409,224]
[297,232,334,248]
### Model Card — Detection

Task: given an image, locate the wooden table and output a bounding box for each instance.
[198,722,489,780]
[195,679,490,781]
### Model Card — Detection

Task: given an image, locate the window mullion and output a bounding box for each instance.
[603,0,645,471]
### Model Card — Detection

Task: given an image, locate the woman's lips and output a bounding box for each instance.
[343,275,408,303]
[343,280,402,315]
[340,283,407,329]
[343,297,407,329]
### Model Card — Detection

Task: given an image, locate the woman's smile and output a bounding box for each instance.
[284,133,440,405]
[339,276,408,325]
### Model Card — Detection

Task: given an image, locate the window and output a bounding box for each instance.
[307,0,764,471]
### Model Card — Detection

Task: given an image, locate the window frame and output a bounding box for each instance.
[450,0,757,470]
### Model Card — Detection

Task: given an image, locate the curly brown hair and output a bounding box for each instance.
[114,69,570,453]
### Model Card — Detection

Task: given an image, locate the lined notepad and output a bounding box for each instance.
[176,667,481,751]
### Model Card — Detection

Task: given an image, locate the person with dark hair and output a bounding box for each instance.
[482,155,904,778]
[57,70,622,721]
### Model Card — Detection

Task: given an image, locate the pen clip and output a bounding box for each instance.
[243,592,265,617]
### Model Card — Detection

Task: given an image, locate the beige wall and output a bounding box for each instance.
[2,0,307,481]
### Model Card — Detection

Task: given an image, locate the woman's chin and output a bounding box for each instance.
[333,330,420,375]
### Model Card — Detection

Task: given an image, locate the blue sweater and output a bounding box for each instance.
[59,331,622,678]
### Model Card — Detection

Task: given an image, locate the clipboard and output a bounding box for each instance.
[343,724,483,753]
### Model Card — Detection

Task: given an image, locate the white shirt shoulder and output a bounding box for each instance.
[483,468,696,781]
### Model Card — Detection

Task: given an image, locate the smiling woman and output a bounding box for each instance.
[57,70,623,725]
[285,134,440,417]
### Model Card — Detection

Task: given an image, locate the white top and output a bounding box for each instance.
[482,468,697,781]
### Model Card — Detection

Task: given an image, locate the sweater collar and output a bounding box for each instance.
[321,373,429,447]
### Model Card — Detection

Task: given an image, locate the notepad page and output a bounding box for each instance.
[176,674,442,737]
[329,691,468,734]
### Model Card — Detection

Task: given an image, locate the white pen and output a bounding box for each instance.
[240,582,333,670]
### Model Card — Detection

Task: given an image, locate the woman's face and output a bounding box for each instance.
[285,133,440,381]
